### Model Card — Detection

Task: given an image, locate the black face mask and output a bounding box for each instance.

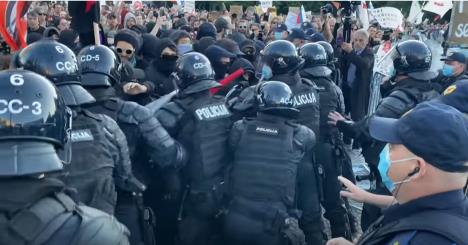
[213,60,231,80]
[157,54,178,74]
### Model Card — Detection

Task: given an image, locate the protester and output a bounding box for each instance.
[27,11,46,35]
[340,29,374,121]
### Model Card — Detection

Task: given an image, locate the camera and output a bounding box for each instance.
[320,3,334,15]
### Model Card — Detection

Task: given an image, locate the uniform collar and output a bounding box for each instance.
[383,189,467,224]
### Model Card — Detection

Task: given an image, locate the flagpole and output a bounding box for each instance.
[93,22,100,45]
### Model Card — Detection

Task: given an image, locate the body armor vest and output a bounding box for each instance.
[63,109,115,214]
[231,119,301,207]
[175,95,232,186]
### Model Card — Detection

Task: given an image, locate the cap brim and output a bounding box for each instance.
[440,57,454,61]
[369,116,403,144]
[407,71,438,81]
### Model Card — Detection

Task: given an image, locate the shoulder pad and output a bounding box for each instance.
[81,109,102,121]
[156,101,185,129]
[293,124,316,150]
[231,86,256,112]
[73,205,130,245]
[376,90,417,118]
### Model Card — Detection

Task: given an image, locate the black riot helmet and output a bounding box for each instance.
[316,41,335,64]
[173,52,220,94]
[300,43,328,67]
[299,43,332,77]
[78,45,122,88]
[256,81,299,118]
[15,39,95,106]
[261,40,305,76]
[0,70,72,176]
[392,40,435,80]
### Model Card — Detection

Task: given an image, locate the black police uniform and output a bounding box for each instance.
[155,53,232,245]
[335,40,441,230]
[78,45,187,245]
[224,81,320,245]
[0,70,130,245]
[299,43,352,239]
[15,40,134,215]
[317,41,342,86]
[67,108,133,215]
[227,41,323,244]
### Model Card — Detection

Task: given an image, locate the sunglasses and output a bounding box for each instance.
[38,13,46,16]
[116,48,134,55]
[240,25,247,29]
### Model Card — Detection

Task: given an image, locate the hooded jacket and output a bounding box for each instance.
[144,38,178,96]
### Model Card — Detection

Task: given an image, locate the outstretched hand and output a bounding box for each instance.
[338,176,370,203]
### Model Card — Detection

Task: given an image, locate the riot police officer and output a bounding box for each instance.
[225,81,321,245]
[227,40,323,244]
[14,39,134,215]
[78,45,187,245]
[328,40,441,230]
[316,41,341,86]
[155,52,232,245]
[0,69,130,245]
[299,43,353,239]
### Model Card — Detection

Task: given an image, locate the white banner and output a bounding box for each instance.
[369,7,403,30]
[423,0,452,17]
[358,0,369,30]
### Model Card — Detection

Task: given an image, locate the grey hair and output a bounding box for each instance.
[354,29,369,40]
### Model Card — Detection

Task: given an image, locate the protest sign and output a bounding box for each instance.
[184,0,195,13]
[260,0,273,13]
[230,5,243,17]
[369,7,403,30]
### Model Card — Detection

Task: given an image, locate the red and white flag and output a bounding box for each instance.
[0,1,31,51]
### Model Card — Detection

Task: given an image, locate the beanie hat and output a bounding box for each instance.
[196,22,217,40]
[115,29,142,52]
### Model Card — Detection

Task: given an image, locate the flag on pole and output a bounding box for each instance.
[0,1,31,52]
[296,5,306,24]
[408,0,423,24]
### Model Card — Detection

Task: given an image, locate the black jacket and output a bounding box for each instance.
[341,47,374,121]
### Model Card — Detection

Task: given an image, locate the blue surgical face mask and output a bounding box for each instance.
[442,64,456,77]
[274,32,282,40]
[177,43,192,55]
[378,145,415,193]
[261,64,273,80]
